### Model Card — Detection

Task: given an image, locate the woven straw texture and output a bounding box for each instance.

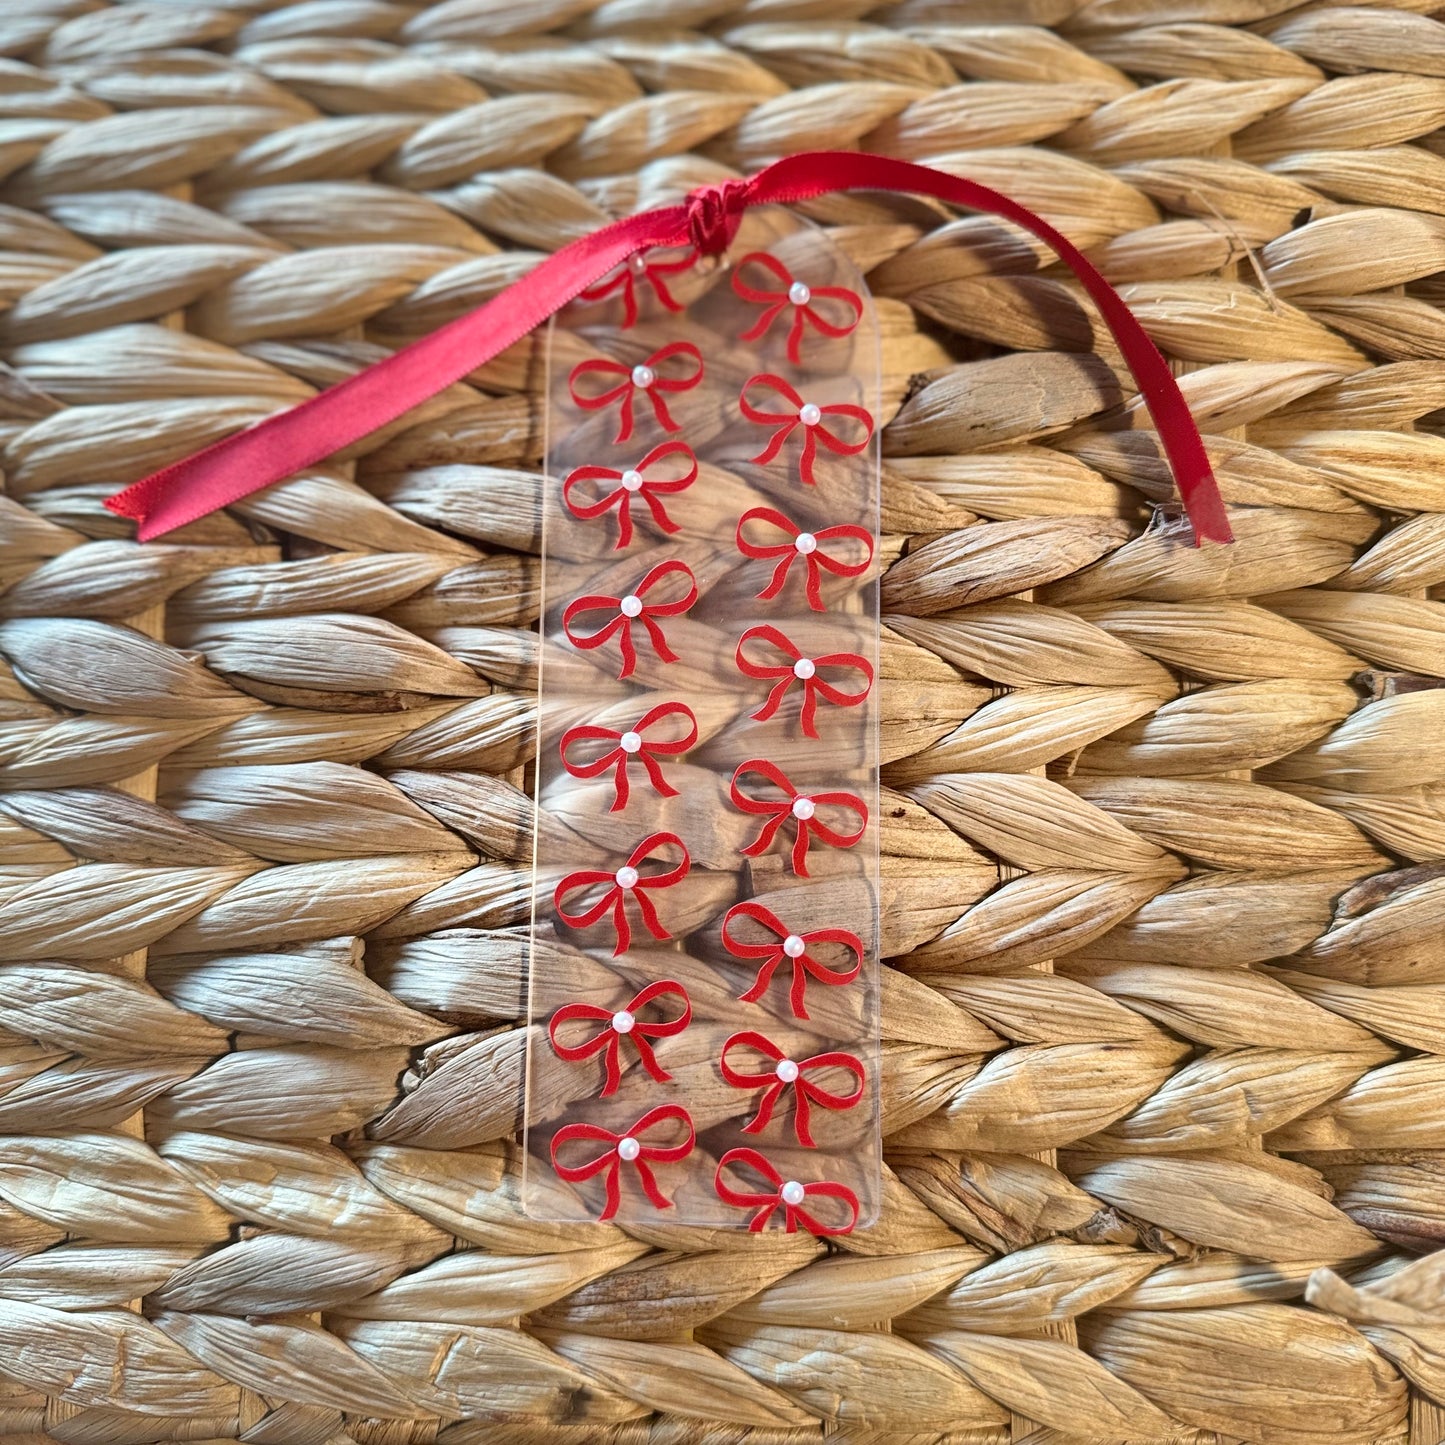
[2,1,1445,1442]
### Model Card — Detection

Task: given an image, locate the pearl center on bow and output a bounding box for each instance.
[611,1009,635,1034]
[793,657,816,679]
[775,1058,800,1083]
[795,532,817,554]
[621,469,643,492]
[791,797,816,821]
[632,364,655,388]
[620,730,642,753]
[620,593,643,618]
[783,933,806,957]
[798,402,822,426]
[781,1180,806,1205]
[788,281,811,306]
[617,1136,641,1161]
[615,865,640,889]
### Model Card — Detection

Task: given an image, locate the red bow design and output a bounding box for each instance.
[739,374,873,487]
[554,832,691,956]
[732,252,863,364]
[714,1147,859,1236]
[580,246,698,328]
[720,1030,866,1148]
[735,624,872,739]
[549,980,692,1096]
[721,899,863,1020]
[730,759,867,878]
[568,342,704,443]
[552,1104,696,1221]
[563,560,697,680]
[563,441,697,551]
[736,506,873,613]
[559,701,698,813]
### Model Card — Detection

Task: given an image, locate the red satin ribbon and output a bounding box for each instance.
[548,980,692,1096]
[740,373,874,487]
[553,831,690,956]
[558,700,698,812]
[735,623,872,739]
[730,758,867,878]
[721,899,864,1020]
[580,245,698,328]
[714,1146,859,1235]
[732,251,863,364]
[736,505,873,612]
[720,1030,866,1148]
[552,1104,696,1221]
[106,152,1231,546]
[562,559,697,680]
[562,441,698,550]
[567,341,703,443]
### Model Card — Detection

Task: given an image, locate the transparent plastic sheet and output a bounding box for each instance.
[523,207,881,1230]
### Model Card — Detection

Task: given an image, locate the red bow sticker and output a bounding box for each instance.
[714,1147,859,1235]
[563,560,698,680]
[739,374,873,486]
[559,701,698,813]
[581,246,698,328]
[730,758,867,877]
[721,899,864,1020]
[563,441,698,550]
[554,832,691,956]
[720,1030,865,1147]
[552,1104,696,1221]
[735,624,872,739]
[569,341,704,443]
[732,252,863,364]
[549,980,692,1096]
[736,506,874,613]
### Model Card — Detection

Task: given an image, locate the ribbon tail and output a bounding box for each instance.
[633,1158,672,1211]
[599,1036,623,1097]
[631,1033,671,1084]
[790,959,811,1021]
[740,952,780,1005]
[611,756,630,813]
[744,1081,781,1135]
[791,820,811,879]
[611,894,632,957]
[597,1158,622,1222]
[794,1087,815,1148]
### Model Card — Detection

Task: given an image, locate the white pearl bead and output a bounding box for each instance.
[631,364,655,388]
[793,657,816,680]
[629,253,648,273]
[798,402,822,427]
[781,1180,806,1206]
[620,730,642,753]
[791,797,815,821]
[621,469,643,492]
[617,1136,641,1161]
[775,1058,799,1083]
[788,281,811,306]
[620,593,643,618]
[615,865,639,889]
[794,532,817,555]
[783,933,806,957]
[611,1009,635,1034]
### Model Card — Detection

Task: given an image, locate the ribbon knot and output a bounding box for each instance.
[735,624,872,738]
[580,245,698,329]
[730,758,867,878]
[563,442,698,551]
[685,177,752,256]
[554,832,691,956]
[721,899,863,1020]
[552,1104,696,1221]
[740,373,873,487]
[736,506,874,613]
[563,560,698,680]
[549,980,692,1097]
[714,1147,859,1235]
[568,341,704,443]
[720,1030,866,1148]
[732,252,863,364]
[559,701,698,812]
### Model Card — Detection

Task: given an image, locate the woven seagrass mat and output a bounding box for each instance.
[1,0,1444,1441]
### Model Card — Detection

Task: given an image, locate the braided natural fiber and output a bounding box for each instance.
[1,1,1443,1441]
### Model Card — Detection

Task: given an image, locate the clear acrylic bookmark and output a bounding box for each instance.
[523,206,881,1231]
